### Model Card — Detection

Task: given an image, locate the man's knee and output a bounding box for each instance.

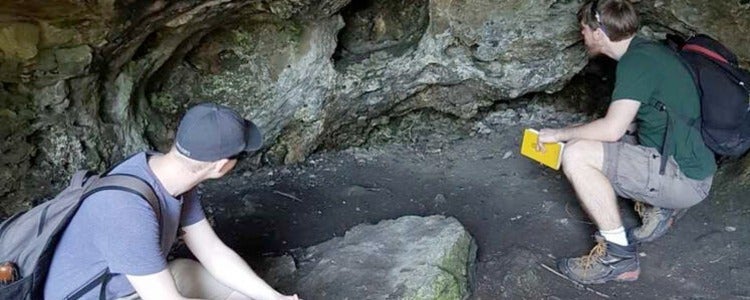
[168,259,235,300]
[168,259,203,293]
[562,140,603,173]
[562,140,587,167]
[169,258,200,275]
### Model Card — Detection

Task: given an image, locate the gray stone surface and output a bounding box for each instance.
[162,0,587,164]
[634,0,750,66]
[263,215,477,300]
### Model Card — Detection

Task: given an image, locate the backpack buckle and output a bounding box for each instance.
[0,261,20,285]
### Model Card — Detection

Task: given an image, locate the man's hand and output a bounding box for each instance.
[183,220,301,300]
[536,128,562,152]
[538,128,561,144]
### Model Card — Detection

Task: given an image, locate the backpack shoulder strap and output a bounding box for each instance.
[652,101,701,175]
[81,174,162,222]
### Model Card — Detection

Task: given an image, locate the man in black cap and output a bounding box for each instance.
[45,103,299,300]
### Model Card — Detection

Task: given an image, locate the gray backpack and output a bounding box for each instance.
[0,170,160,300]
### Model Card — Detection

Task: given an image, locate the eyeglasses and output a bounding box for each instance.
[590,0,608,36]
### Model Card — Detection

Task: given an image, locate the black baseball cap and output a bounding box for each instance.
[175,103,263,162]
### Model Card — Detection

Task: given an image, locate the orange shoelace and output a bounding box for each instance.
[580,240,607,271]
[634,201,646,218]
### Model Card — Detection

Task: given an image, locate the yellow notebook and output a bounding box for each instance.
[520,128,565,170]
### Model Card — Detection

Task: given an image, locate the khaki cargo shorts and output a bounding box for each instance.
[602,141,713,209]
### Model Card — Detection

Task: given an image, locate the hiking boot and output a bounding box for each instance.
[557,240,640,284]
[630,202,687,244]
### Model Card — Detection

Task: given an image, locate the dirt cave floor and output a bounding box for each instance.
[198,119,750,299]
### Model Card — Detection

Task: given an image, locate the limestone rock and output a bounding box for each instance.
[0,23,40,61]
[635,0,750,66]
[265,215,477,300]
[712,155,750,203]
[161,0,587,164]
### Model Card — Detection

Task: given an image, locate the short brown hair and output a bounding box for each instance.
[577,0,639,42]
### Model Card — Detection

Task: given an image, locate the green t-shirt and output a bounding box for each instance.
[612,36,716,179]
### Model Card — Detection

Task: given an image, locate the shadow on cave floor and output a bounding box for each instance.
[198,121,750,299]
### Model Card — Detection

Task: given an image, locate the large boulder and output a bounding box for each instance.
[263,215,477,300]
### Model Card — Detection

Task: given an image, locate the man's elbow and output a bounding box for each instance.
[603,128,626,142]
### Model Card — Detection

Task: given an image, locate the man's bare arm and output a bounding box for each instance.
[540,99,640,143]
[182,219,298,300]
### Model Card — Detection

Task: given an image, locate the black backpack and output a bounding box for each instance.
[0,171,160,300]
[665,34,750,158]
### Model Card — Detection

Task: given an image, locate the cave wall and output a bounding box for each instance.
[160,0,588,165]
[636,0,750,63]
[1,0,749,215]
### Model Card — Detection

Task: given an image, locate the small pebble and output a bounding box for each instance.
[502,151,512,159]
[434,194,446,203]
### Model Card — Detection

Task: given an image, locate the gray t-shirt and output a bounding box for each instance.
[44,152,206,299]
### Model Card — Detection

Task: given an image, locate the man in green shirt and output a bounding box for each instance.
[538,0,716,284]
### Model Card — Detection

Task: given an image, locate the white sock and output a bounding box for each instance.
[600,227,628,246]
